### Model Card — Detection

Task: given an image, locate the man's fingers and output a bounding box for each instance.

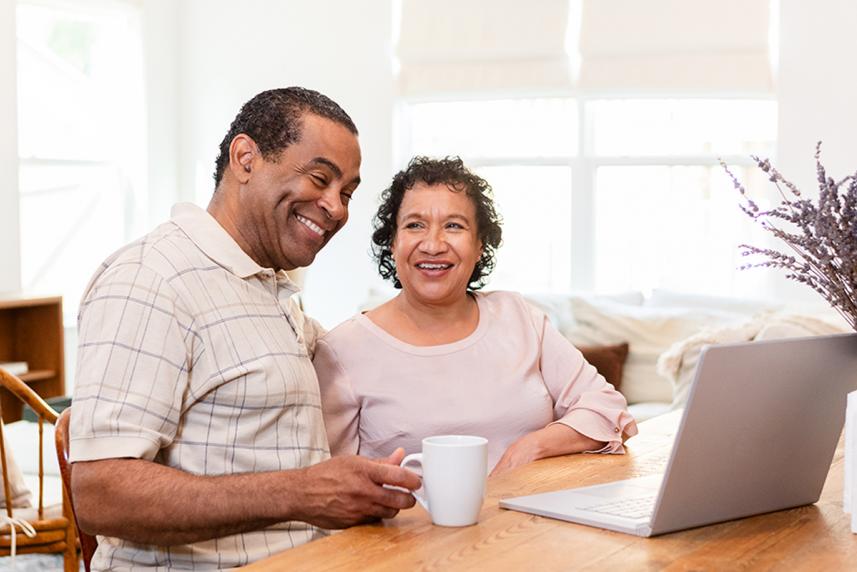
[367,460,422,491]
[378,486,417,510]
[380,447,406,466]
[373,505,400,520]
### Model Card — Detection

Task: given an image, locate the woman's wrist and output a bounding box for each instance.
[536,423,605,459]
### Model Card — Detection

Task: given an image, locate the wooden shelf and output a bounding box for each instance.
[0,297,65,422]
[19,370,57,383]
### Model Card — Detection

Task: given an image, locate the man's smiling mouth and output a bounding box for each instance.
[296,214,326,238]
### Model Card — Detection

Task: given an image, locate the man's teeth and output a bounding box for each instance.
[417,263,452,270]
[296,214,324,237]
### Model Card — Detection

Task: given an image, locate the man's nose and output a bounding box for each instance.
[318,188,347,222]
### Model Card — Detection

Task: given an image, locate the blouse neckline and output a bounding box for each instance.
[355,292,492,356]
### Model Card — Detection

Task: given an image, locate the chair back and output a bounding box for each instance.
[0,368,78,571]
[56,408,98,571]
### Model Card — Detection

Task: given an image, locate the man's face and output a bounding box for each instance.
[238,113,361,271]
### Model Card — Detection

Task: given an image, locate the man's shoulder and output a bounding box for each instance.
[94,220,222,281]
[81,221,210,306]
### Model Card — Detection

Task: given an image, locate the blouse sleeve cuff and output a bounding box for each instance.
[550,407,638,455]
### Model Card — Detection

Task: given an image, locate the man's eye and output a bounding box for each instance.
[311,174,328,186]
[341,193,352,205]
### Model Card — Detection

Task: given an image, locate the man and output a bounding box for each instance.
[70,87,420,569]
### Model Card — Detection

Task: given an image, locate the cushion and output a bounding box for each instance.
[646,289,782,316]
[524,291,643,333]
[21,474,63,510]
[0,442,32,508]
[4,421,60,477]
[578,342,629,393]
[563,297,747,404]
[658,313,848,410]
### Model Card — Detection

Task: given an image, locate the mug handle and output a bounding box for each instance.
[400,453,429,511]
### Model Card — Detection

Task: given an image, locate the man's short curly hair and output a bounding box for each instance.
[213,87,357,187]
[372,156,503,290]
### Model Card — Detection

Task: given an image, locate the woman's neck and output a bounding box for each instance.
[368,290,480,346]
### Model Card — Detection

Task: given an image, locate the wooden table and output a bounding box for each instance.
[243,412,857,571]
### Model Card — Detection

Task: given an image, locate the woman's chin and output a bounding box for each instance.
[404,284,467,305]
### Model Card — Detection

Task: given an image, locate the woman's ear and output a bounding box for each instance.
[228,134,259,183]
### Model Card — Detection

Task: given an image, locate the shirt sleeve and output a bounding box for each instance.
[313,337,360,456]
[70,262,192,463]
[530,302,639,453]
[299,309,327,359]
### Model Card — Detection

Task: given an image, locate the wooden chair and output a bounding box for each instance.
[56,408,98,572]
[0,368,78,571]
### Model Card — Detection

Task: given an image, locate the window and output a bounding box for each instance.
[16,0,145,322]
[398,96,777,296]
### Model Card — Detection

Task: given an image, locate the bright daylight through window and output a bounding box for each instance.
[399,97,777,296]
[16,0,144,323]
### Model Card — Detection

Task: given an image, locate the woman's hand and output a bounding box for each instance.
[489,424,605,477]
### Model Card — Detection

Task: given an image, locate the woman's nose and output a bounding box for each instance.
[419,228,448,254]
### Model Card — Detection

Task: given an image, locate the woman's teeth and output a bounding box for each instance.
[417,263,452,270]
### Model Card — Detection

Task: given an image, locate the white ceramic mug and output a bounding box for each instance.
[400,435,488,527]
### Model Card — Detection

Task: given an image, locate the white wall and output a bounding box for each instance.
[176,0,394,328]
[0,0,21,295]
[772,0,857,307]
[141,0,181,228]
[5,0,857,323]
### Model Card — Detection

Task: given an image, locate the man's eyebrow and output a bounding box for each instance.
[308,157,342,178]
[307,157,361,187]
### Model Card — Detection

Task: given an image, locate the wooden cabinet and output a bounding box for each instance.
[0,296,65,422]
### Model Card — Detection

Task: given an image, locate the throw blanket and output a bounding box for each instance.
[657,313,847,409]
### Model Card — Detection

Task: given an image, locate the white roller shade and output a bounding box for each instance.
[395,0,774,96]
[578,0,773,92]
[396,0,572,96]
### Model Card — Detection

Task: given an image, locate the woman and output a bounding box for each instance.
[314,157,637,474]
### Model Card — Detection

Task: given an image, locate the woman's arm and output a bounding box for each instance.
[490,423,603,476]
[492,302,638,475]
[314,338,361,456]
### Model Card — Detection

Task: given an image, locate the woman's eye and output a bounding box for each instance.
[446,222,464,230]
[404,222,423,229]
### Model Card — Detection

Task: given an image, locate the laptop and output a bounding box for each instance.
[500,333,857,537]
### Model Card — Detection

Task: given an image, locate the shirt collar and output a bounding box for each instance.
[170,202,269,280]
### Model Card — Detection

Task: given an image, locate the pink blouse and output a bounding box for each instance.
[314,291,638,470]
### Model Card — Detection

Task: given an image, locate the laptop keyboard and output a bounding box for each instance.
[585,495,657,519]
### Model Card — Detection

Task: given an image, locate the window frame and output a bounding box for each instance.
[395,90,777,292]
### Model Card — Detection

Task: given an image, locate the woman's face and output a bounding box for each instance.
[392,182,483,306]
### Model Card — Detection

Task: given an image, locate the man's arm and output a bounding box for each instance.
[72,449,420,546]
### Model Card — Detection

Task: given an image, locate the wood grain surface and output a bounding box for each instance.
[242,412,857,571]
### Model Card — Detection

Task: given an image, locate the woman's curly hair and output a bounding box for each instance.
[372,156,503,290]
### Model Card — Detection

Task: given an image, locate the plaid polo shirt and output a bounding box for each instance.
[71,202,329,570]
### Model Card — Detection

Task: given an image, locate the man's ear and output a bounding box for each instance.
[228,134,258,184]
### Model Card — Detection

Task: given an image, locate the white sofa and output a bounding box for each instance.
[524,289,849,421]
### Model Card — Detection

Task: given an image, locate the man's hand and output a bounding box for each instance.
[289,448,421,529]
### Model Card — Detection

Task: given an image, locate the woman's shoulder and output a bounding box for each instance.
[317,314,372,351]
[477,290,544,326]
[477,289,534,311]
